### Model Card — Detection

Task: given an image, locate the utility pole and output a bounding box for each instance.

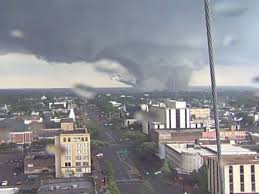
[203,0,224,194]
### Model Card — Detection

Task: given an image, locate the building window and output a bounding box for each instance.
[240,165,244,192]
[82,155,88,160]
[65,162,71,167]
[230,183,233,193]
[68,138,71,142]
[64,156,71,160]
[63,138,66,142]
[240,165,244,174]
[76,162,81,166]
[76,155,81,160]
[65,168,72,172]
[81,137,84,141]
[83,162,88,166]
[251,165,255,173]
[229,166,233,193]
[240,184,244,192]
[76,168,82,172]
[65,150,71,155]
[251,165,256,192]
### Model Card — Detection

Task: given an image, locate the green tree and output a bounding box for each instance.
[105,161,115,180]
[236,112,253,125]
[107,181,121,194]
[31,139,54,148]
[137,142,157,155]
[162,161,178,181]
[141,180,154,194]
[85,121,98,138]
[123,131,148,144]
[91,140,109,150]
[190,166,210,194]
[104,161,121,194]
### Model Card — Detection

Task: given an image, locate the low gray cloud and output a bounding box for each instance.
[213,0,249,17]
[0,0,258,90]
[253,76,259,83]
[72,84,96,99]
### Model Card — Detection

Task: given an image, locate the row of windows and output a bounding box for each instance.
[76,143,88,148]
[63,143,88,149]
[64,162,89,167]
[76,155,89,160]
[65,150,71,155]
[229,165,256,193]
[76,162,89,166]
[63,137,88,142]
[64,156,71,160]
[76,149,88,154]
[64,154,89,160]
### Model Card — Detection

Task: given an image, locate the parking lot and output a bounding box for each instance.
[0,151,24,187]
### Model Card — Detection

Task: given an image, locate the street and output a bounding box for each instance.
[88,108,182,194]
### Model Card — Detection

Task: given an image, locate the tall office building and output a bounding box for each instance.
[55,128,91,178]
[143,100,190,134]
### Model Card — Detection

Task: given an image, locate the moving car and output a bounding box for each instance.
[16,181,22,185]
[96,153,104,159]
[2,181,8,186]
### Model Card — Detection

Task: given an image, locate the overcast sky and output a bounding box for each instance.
[0,0,259,89]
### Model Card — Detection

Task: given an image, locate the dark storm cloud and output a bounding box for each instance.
[0,0,258,90]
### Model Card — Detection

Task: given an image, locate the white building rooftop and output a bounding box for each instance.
[166,144,214,156]
[166,143,257,157]
[203,144,257,155]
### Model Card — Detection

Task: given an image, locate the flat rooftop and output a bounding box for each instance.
[37,178,94,194]
[203,144,257,155]
[156,128,204,133]
[60,118,74,123]
[60,128,88,134]
[166,144,214,156]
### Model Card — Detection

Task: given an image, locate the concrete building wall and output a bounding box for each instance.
[158,143,166,159]
[208,157,259,194]
[165,145,204,174]
[55,136,61,178]
[164,100,186,109]
[256,164,259,192]
[190,108,210,120]
[61,122,74,131]
[7,131,33,144]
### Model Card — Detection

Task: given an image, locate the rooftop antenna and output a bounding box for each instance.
[203,0,224,193]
